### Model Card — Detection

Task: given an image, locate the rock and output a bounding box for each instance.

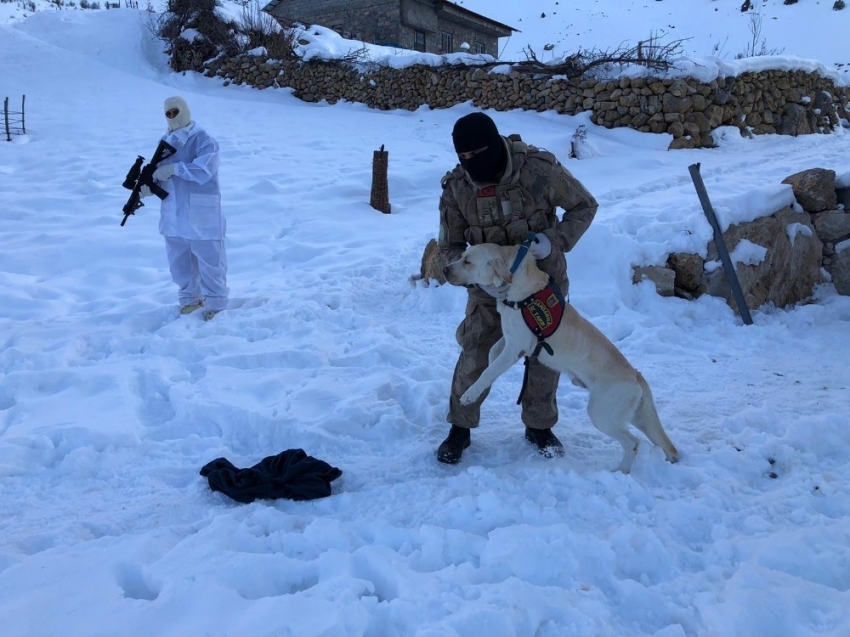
[411,239,446,285]
[703,207,824,312]
[667,253,704,292]
[632,266,676,296]
[782,168,837,212]
[811,210,850,243]
[827,245,850,295]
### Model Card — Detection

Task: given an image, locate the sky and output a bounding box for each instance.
[1,2,850,636]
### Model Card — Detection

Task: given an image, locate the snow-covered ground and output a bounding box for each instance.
[1,5,850,637]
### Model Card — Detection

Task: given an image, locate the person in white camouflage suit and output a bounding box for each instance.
[437,112,599,464]
[142,95,228,321]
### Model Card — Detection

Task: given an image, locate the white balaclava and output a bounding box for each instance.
[164,96,192,132]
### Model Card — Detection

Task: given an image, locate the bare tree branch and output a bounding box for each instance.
[424,32,690,79]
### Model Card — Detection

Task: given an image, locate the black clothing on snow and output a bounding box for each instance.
[200,449,342,503]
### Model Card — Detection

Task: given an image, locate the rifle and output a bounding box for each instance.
[120,139,177,226]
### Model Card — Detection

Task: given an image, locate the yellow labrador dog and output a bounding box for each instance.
[443,242,679,473]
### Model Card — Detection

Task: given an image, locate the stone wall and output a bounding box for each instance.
[200,53,850,148]
[268,0,401,47]
[634,168,850,312]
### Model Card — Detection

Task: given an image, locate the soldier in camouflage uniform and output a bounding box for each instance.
[437,112,599,464]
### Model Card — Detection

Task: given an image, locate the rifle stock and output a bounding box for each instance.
[120,139,177,226]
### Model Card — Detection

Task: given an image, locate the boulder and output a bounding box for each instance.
[667,252,704,293]
[703,206,824,312]
[412,239,447,285]
[632,265,676,296]
[829,245,850,295]
[782,168,837,212]
[811,209,850,243]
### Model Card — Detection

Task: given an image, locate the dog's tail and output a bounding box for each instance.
[633,374,679,463]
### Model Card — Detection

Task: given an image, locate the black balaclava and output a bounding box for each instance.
[452,112,507,184]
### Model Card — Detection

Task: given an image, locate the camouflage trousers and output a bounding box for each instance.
[447,287,563,430]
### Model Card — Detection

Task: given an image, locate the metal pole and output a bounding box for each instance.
[688,163,754,325]
[3,97,9,142]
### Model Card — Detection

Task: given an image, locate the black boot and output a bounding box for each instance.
[437,425,471,464]
[525,427,565,458]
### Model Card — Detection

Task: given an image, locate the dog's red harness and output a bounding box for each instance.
[503,279,565,358]
[501,234,568,406]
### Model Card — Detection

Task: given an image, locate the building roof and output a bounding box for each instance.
[262,1,518,34]
[436,1,517,35]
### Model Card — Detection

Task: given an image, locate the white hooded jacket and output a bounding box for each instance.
[156,121,225,240]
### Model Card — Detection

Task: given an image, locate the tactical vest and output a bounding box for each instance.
[449,137,560,249]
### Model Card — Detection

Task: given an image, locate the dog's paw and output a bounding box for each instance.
[459,390,478,406]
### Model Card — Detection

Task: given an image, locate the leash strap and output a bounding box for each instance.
[515,344,554,405]
[509,232,538,274]
[517,357,530,405]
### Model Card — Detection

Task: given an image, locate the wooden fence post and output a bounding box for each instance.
[3,97,9,142]
[370,145,391,214]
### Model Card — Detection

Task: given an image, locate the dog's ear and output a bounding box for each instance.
[490,258,513,286]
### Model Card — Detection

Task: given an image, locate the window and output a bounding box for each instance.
[441,31,453,53]
[413,29,426,52]
[474,41,486,55]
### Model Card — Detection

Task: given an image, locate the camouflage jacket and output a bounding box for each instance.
[438,135,598,288]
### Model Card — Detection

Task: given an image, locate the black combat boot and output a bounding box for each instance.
[525,427,565,458]
[437,425,471,464]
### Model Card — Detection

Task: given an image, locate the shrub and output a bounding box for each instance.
[238,0,300,59]
[155,0,242,70]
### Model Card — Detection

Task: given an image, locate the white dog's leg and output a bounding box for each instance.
[460,344,525,406]
[488,337,506,365]
[587,383,643,474]
[631,381,679,464]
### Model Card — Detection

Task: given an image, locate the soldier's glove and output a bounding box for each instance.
[529,233,552,260]
[153,164,175,182]
[139,185,153,198]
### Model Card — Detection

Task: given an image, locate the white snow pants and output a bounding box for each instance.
[164,236,229,311]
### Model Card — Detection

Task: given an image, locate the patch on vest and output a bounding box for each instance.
[521,287,564,339]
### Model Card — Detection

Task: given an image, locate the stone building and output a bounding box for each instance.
[261,0,516,58]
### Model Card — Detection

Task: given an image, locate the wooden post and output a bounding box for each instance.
[3,97,9,142]
[370,144,391,214]
[21,95,25,135]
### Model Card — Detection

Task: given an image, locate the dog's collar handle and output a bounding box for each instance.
[509,232,537,274]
